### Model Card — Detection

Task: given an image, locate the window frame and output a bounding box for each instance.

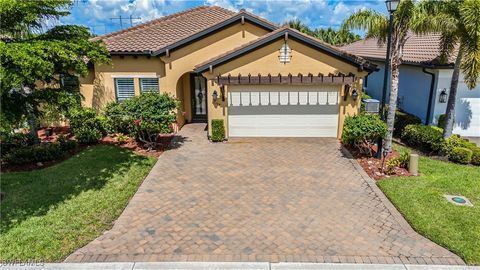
[114,78,135,102]
[139,77,160,93]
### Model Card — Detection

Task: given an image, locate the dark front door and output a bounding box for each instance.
[191,74,207,122]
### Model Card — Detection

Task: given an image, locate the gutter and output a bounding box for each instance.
[422,67,436,124]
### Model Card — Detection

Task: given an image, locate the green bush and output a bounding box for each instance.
[448,147,473,164]
[56,135,78,151]
[384,150,410,175]
[471,148,480,166]
[401,124,444,152]
[441,135,477,156]
[211,119,225,142]
[3,143,65,165]
[74,127,102,144]
[342,113,387,156]
[0,132,36,156]
[394,110,422,137]
[104,93,179,148]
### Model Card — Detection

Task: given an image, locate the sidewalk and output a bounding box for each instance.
[1,262,479,270]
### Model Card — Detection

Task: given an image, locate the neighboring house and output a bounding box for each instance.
[80,6,376,138]
[341,33,480,137]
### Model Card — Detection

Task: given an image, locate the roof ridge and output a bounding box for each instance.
[94,6,233,42]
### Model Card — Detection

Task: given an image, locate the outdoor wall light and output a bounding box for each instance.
[212,90,218,102]
[439,88,448,103]
[385,0,400,12]
[351,89,359,100]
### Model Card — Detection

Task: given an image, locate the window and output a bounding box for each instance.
[115,78,135,102]
[140,78,159,93]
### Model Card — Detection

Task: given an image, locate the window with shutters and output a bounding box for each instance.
[140,78,159,93]
[114,78,135,102]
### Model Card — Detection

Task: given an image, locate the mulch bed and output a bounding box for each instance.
[345,144,413,181]
[1,127,173,173]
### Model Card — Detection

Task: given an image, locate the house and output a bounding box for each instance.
[341,33,480,138]
[80,6,376,139]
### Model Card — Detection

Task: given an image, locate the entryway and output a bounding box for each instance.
[190,74,207,123]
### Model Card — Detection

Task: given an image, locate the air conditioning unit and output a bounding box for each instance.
[363,99,380,113]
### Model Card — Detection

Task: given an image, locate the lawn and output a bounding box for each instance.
[378,144,480,265]
[0,145,156,262]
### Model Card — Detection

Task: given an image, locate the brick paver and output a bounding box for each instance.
[66,124,463,264]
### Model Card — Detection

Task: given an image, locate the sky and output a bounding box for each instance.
[58,0,388,36]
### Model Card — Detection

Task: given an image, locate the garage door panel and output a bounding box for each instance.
[228,85,339,138]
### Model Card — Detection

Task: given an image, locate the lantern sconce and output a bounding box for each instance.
[212,90,218,102]
[439,88,448,103]
[351,88,359,100]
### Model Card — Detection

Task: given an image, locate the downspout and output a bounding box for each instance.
[422,67,436,125]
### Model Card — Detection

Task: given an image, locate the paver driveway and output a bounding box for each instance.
[67,124,463,265]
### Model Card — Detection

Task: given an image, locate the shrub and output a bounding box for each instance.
[56,134,77,151]
[3,143,65,165]
[0,133,36,155]
[384,150,410,175]
[471,148,480,166]
[448,147,473,164]
[74,127,102,144]
[211,119,225,142]
[69,107,109,143]
[401,124,444,152]
[342,113,387,156]
[441,135,476,156]
[104,93,179,148]
[394,111,422,137]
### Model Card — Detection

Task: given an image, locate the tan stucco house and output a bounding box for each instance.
[80,6,376,139]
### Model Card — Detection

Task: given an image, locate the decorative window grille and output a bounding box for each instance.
[114,78,135,102]
[140,78,159,93]
[279,42,292,63]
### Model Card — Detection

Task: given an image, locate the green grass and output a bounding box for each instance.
[378,144,480,265]
[0,145,156,262]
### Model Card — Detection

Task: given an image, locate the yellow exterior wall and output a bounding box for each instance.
[203,38,366,138]
[80,22,269,125]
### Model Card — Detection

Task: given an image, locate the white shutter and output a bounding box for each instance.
[140,78,159,93]
[115,78,135,102]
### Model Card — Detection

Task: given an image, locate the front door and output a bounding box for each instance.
[191,74,207,122]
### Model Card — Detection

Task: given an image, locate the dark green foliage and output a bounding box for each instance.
[3,142,65,165]
[104,93,178,148]
[211,119,225,142]
[56,135,77,151]
[342,113,387,156]
[69,107,109,144]
[401,124,444,152]
[288,19,361,45]
[448,147,473,164]
[471,148,480,166]
[394,111,422,137]
[74,127,102,144]
[0,133,36,156]
[437,114,447,129]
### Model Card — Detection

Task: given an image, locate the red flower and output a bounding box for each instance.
[133,118,142,126]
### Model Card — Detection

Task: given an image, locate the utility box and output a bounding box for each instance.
[363,99,380,114]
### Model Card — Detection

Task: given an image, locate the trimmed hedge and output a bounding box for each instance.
[401,124,444,152]
[471,148,480,166]
[3,139,77,165]
[441,135,477,156]
[342,113,387,156]
[448,147,473,164]
[211,119,225,142]
[394,111,422,137]
[0,133,36,156]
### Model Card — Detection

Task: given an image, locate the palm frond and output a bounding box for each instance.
[341,9,388,43]
[459,0,480,89]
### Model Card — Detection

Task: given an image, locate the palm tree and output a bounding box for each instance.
[288,20,361,46]
[341,0,417,152]
[412,0,480,138]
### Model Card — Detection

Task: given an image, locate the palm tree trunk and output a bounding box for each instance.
[384,54,401,152]
[443,49,463,138]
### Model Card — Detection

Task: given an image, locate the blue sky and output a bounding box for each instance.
[59,0,387,36]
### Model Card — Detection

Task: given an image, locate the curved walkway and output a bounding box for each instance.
[66,124,463,265]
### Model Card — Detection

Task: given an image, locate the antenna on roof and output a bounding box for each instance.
[110,15,142,29]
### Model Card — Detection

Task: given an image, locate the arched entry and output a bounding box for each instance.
[190,73,208,122]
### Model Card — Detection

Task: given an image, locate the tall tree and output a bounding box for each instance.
[341,0,417,152]
[288,19,361,46]
[0,0,110,141]
[413,0,480,138]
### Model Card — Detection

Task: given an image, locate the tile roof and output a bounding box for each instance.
[339,32,457,66]
[195,26,376,72]
[94,6,237,53]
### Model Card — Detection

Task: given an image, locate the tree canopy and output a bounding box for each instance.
[0,0,110,136]
[287,19,361,46]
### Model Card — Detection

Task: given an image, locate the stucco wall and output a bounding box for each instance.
[203,38,365,138]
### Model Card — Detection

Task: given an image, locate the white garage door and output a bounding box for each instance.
[228,85,340,137]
